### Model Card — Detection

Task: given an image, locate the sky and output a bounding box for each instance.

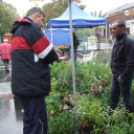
[3,0,134,16]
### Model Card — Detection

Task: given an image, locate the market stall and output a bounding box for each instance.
[46,3,108,58]
[47,2,107,122]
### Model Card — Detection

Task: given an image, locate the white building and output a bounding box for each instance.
[29,0,44,8]
[22,0,44,17]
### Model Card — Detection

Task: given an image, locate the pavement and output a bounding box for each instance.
[0,62,11,95]
[0,64,12,95]
[0,82,11,95]
[0,75,23,134]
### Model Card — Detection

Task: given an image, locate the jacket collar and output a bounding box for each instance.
[114,32,127,44]
[23,17,34,23]
[11,17,34,34]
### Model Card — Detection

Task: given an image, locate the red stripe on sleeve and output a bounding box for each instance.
[11,37,32,50]
[32,36,50,54]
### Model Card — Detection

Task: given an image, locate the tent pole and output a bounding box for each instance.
[106,25,108,64]
[109,23,111,36]
[50,26,53,45]
[68,0,78,124]
[83,28,86,53]
[87,30,88,50]
[91,28,93,51]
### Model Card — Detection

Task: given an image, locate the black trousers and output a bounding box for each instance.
[111,77,133,113]
[19,96,47,134]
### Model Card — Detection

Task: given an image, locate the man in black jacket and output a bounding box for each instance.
[111,20,134,113]
[11,7,60,134]
[73,32,79,61]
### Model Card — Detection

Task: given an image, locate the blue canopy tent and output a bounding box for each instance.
[47,3,107,54]
[45,28,75,47]
[45,29,73,56]
[47,3,107,28]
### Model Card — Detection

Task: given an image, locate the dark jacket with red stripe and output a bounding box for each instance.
[11,17,58,97]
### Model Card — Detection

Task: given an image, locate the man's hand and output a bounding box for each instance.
[59,56,68,60]
[57,53,61,60]
[57,53,68,60]
[117,75,124,84]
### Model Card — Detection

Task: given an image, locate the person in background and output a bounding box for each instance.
[73,32,79,61]
[11,7,61,134]
[0,39,11,73]
[109,34,113,46]
[111,20,134,113]
[95,27,101,50]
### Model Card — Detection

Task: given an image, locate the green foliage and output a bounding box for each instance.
[77,97,134,134]
[131,80,134,106]
[97,101,134,134]
[48,112,81,134]
[75,28,94,40]
[45,92,64,115]
[105,101,134,134]
[83,101,101,123]
[90,10,107,17]
[50,60,112,96]
[0,2,20,36]
[48,61,134,134]
[50,77,59,94]
[50,61,67,79]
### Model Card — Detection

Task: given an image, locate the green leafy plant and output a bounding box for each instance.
[45,92,65,116]
[48,112,81,134]
[48,60,134,134]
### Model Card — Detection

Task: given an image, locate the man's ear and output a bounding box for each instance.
[32,13,38,20]
[121,27,125,32]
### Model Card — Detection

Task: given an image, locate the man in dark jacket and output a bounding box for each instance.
[11,7,59,134]
[111,20,134,113]
[73,32,79,61]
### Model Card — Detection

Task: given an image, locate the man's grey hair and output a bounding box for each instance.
[26,7,45,17]
[113,20,126,30]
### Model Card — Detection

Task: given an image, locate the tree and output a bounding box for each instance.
[42,0,86,28]
[0,2,20,37]
[75,28,95,41]
[90,10,107,17]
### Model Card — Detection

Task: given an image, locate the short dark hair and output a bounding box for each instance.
[26,7,45,18]
[113,20,126,30]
